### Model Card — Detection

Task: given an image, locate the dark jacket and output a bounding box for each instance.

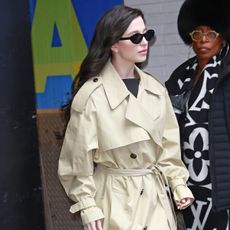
[165,51,230,212]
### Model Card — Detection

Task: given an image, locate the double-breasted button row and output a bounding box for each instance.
[130,153,137,159]
[140,188,144,195]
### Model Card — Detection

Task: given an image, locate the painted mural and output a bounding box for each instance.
[30,0,123,109]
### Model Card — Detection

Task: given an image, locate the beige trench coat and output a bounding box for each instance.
[58,61,193,230]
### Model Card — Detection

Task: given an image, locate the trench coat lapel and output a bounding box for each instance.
[101,61,129,109]
[101,61,163,147]
[125,95,162,148]
[125,66,164,147]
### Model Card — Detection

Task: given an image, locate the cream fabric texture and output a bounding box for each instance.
[58,61,193,229]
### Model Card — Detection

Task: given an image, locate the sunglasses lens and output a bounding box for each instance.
[120,29,155,44]
[130,34,143,44]
[145,30,155,41]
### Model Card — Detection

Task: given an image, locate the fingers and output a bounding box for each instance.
[176,197,193,210]
[87,221,96,230]
[87,220,103,230]
[96,219,103,230]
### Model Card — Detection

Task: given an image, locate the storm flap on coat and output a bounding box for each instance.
[58,61,193,229]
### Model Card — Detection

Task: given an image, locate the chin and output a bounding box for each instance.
[135,57,147,63]
[198,55,213,61]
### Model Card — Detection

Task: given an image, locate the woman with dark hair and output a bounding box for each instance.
[165,0,230,229]
[58,5,193,230]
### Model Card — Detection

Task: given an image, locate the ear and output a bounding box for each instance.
[111,42,119,53]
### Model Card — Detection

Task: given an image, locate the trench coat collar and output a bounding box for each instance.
[100,61,164,147]
[100,61,163,110]
[125,95,163,148]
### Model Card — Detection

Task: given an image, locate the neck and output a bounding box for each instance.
[197,59,208,73]
[111,58,135,79]
[193,58,209,86]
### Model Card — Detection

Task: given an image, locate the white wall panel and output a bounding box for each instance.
[124,0,194,82]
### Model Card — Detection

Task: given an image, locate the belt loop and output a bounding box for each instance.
[101,173,107,199]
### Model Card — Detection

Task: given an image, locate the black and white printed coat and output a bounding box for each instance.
[166,51,230,212]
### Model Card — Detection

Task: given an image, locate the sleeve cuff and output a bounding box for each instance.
[81,206,104,225]
[169,178,186,192]
[69,197,96,213]
[173,185,194,202]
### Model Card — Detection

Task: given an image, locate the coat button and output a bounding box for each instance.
[143,226,148,230]
[140,189,144,195]
[130,153,137,159]
[93,78,98,82]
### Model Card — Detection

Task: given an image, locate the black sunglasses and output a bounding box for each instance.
[120,29,155,44]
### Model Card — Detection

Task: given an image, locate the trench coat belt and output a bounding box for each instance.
[96,164,177,230]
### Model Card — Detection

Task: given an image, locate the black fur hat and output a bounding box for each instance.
[177,0,230,45]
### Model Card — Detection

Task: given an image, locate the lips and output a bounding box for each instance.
[198,47,210,53]
[138,49,148,54]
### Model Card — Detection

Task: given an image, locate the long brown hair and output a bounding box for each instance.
[61,5,145,123]
[74,5,145,93]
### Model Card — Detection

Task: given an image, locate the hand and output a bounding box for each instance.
[176,197,194,210]
[86,219,103,230]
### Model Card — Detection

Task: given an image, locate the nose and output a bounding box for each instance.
[140,36,148,45]
[201,34,209,42]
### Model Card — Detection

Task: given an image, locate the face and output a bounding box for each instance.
[111,16,150,64]
[191,26,224,63]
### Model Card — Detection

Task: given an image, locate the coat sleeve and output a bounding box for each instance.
[157,89,194,202]
[58,96,104,225]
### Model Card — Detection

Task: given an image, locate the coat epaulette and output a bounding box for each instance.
[72,76,103,112]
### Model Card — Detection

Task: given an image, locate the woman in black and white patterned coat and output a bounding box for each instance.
[165,0,230,229]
